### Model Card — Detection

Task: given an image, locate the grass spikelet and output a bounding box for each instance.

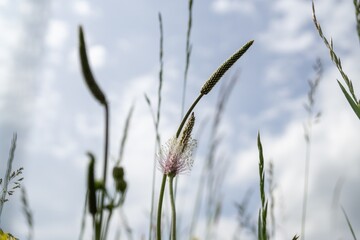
[200,40,254,95]
[354,0,360,44]
[180,112,195,152]
[257,132,268,240]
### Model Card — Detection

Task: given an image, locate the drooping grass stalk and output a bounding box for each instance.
[341,205,357,240]
[168,176,177,240]
[301,59,323,240]
[257,132,268,240]
[20,186,33,240]
[312,2,360,119]
[156,40,254,240]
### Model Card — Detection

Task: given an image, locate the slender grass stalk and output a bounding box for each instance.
[157,175,167,240]
[181,0,194,118]
[0,133,18,222]
[99,103,110,238]
[149,12,165,240]
[267,161,276,239]
[301,59,322,240]
[20,186,33,240]
[176,94,203,138]
[79,191,88,240]
[117,104,135,165]
[175,0,195,212]
[341,205,357,240]
[168,176,177,240]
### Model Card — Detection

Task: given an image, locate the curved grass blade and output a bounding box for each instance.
[337,80,360,119]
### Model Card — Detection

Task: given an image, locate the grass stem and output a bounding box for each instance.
[168,176,177,240]
[157,174,167,240]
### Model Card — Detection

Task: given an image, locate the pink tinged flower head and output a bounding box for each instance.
[158,113,197,176]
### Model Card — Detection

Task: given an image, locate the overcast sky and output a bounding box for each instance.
[1,0,360,239]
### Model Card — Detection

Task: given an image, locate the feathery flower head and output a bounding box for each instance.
[158,113,197,176]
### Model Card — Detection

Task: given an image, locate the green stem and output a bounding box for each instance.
[157,174,167,240]
[168,176,177,240]
[176,93,203,138]
[99,102,110,239]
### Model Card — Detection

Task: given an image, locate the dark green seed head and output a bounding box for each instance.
[200,40,254,95]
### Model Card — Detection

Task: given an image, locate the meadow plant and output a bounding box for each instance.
[156,40,254,240]
[313,2,359,238]
[5,1,360,240]
[0,134,22,239]
[312,1,360,119]
[300,58,323,240]
[78,26,129,240]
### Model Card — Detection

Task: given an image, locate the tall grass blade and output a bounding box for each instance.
[0,133,17,222]
[337,80,360,119]
[181,0,194,117]
[117,104,135,165]
[341,205,357,240]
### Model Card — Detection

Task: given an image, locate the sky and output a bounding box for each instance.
[0,0,360,239]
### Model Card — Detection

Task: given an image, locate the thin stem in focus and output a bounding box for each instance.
[168,176,177,240]
[176,94,203,138]
[157,174,167,240]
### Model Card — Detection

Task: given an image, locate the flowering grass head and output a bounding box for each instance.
[158,113,197,177]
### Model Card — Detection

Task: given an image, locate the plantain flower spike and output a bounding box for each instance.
[158,113,197,177]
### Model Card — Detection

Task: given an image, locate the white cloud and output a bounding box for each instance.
[212,0,255,15]
[0,0,8,7]
[230,46,360,239]
[72,1,94,17]
[89,45,107,69]
[259,0,314,53]
[45,19,69,49]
